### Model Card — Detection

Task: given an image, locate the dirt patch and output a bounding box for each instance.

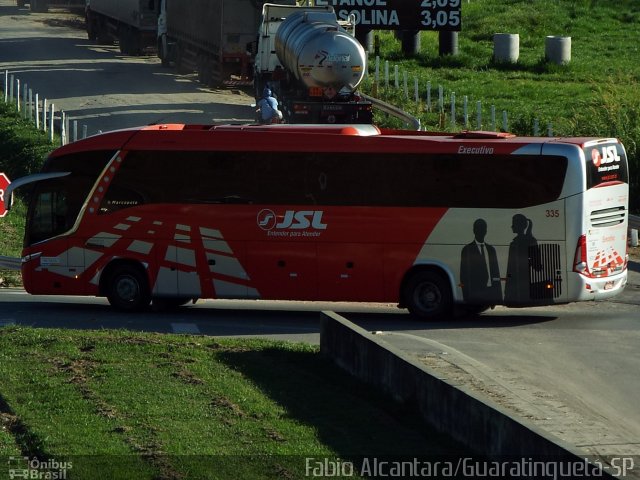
[210,396,246,419]
[171,369,204,386]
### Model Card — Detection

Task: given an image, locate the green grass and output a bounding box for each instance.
[0,198,26,259]
[365,0,640,131]
[0,327,462,479]
[0,100,51,286]
[0,102,53,181]
[360,0,640,209]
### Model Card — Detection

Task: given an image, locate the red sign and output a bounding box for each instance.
[0,172,10,218]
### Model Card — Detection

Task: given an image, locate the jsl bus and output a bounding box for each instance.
[5,124,629,319]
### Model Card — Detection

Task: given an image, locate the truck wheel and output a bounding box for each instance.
[106,264,151,311]
[96,18,112,45]
[403,270,453,321]
[118,27,131,54]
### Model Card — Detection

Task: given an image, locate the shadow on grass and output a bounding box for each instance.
[0,393,47,459]
[216,346,470,463]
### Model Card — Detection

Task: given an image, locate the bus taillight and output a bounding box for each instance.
[573,234,591,277]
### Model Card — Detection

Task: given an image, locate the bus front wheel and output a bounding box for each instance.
[106,265,151,311]
[403,270,453,321]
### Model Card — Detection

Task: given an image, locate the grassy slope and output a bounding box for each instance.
[367,0,640,130]
[0,327,462,478]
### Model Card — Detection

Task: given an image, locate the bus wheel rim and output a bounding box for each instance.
[415,282,441,312]
[116,276,139,302]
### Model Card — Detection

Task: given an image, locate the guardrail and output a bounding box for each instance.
[361,93,421,131]
[0,256,21,271]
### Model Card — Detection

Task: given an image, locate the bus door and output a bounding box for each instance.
[26,183,91,296]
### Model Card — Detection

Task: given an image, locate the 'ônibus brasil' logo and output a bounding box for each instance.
[257,209,327,232]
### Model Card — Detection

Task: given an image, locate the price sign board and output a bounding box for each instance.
[315,0,462,31]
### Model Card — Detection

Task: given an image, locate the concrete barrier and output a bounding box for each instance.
[493,33,519,64]
[320,311,614,476]
[545,36,571,65]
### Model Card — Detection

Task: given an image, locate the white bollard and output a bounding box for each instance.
[384,60,389,88]
[491,105,496,131]
[403,70,408,99]
[493,33,519,63]
[545,36,571,65]
[463,95,468,127]
[450,92,456,126]
[48,103,55,143]
[43,99,48,132]
[35,93,40,130]
[28,89,33,121]
[631,229,639,248]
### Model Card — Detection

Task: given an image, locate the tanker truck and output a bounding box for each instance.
[254,3,373,124]
[85,0,158,55]
[157,0,295,87]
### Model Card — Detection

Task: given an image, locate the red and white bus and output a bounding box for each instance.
[5,124,629,319]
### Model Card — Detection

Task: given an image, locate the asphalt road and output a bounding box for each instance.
[0,1,255,136]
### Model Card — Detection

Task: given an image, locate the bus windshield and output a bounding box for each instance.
[25,151,115,246]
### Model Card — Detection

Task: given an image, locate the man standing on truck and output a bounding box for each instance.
[257,88,283,124]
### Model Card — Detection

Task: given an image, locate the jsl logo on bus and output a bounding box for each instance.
[257,209,327,231]
[592,146,620,167]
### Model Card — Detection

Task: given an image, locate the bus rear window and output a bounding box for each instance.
[584,143,628,188]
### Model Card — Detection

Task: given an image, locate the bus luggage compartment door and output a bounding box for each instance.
[246,242,317,300]
[317,244,384,302]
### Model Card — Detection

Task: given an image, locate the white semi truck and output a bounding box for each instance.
[85,0,158,55]
[157,0,295,86]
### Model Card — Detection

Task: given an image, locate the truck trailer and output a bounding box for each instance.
[157,0,295,87]
[254,3,372,124]
[85,0,158,55]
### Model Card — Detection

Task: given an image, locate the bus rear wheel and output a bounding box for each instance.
[106,265,150,311]
[404,270,452,321]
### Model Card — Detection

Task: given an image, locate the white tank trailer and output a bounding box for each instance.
[274,10,367,92]
[255,4,372,124]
